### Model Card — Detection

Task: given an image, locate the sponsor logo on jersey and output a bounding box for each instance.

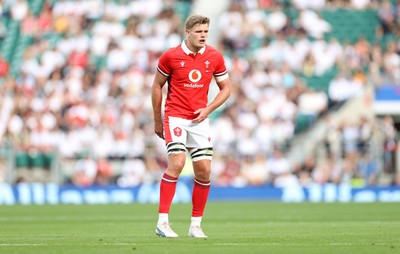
[188,69,202,83]
[185,69,203,88]
[184,83,204,88]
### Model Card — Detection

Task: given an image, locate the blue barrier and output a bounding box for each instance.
[375,85,400,100]
[0,183,400,205]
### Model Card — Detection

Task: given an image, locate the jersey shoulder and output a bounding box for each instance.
[205,45,223,56]
[161,45,184,58]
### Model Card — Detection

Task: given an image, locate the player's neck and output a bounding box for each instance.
[185,40,202,55]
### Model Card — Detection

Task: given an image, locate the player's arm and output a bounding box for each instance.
[192,78,231,123]
[151,71,168,139]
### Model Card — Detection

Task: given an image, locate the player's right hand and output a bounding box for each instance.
[154,122,164,139]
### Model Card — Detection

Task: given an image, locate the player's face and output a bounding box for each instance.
[186,23,208,52]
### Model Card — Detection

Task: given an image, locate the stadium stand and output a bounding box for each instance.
[0,0,399,188]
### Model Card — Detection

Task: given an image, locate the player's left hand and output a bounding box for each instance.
[192,108,209,123]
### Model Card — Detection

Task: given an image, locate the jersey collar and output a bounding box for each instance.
[181,40,206,55]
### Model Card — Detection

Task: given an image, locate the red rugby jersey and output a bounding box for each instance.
[157,41,228,120]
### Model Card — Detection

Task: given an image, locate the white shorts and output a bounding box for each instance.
[164,116,213,161]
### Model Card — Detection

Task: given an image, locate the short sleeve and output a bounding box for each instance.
[157,51,172,77]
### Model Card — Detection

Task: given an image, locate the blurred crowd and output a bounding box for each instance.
[0,0,399,188]
[211,0,399,187]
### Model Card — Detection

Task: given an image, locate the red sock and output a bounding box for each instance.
[192,178,211,217]
[158,173,178,213]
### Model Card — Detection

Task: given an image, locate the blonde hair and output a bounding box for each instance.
[185,15,210,30]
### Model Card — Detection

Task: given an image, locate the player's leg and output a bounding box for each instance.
[156,117,187,238]
[188,157,211,239]
[157,152,186,219]
[187,119,213,239]
[156,152,186,238]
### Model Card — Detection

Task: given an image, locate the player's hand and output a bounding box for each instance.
[192,108,209,123]
[154,121,164,139]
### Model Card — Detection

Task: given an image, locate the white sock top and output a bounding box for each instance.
[158,213,169,224]
[191,216,202,227]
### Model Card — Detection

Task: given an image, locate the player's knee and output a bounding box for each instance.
[193,159,212,181]
[169,159,186,172]
[167,152,186,174]
[194,170,211,182]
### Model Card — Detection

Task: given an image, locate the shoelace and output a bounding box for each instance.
[161,223,175,232]
[191,226,205,236]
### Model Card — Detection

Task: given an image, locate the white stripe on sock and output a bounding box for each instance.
[194,179,210,186]
[162,177,178,183]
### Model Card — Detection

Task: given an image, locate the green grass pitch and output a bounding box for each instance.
[0,202,399,254]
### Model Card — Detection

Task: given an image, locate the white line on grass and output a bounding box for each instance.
[214,242,397,247]
[0,243,133,247]
[0,242,397,247]
[0,216,151,222]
